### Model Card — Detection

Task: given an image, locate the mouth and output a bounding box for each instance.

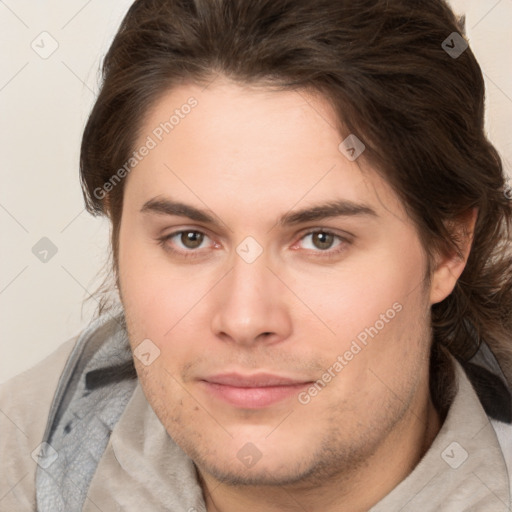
[199,373,313,409]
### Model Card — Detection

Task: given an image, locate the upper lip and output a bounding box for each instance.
[202,373,311,388]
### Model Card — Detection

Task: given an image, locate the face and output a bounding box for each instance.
[117,78,445,487]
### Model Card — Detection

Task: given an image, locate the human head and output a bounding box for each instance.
[81,0,512,382]
[79,0,512,498]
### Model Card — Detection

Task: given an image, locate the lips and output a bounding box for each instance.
[204,373,308,387]
[200,372,312,409]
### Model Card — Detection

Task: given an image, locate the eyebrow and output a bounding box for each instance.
[140,196,378,227]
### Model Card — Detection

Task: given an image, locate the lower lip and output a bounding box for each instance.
[201,382,310,409]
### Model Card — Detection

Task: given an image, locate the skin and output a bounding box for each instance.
[116,77,476,512]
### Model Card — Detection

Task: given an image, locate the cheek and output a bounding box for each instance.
[118,225,173,345]
[293,240,427,351]
[288,235,431,407]
[118,230,217,368]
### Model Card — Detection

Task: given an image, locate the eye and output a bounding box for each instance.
[158,229,215,256]
[157,228,350,261]
[174,230,208,250]
[300,231,341,251]
[293,229,350,259]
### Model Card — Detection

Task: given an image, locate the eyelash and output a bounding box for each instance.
[156,228,351,261]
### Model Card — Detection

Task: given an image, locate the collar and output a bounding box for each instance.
[370,356,510,510]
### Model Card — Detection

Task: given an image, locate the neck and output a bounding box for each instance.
[199,396,442,512]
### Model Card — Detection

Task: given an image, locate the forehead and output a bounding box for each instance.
[126,78,407,223]
[141,78,343,164]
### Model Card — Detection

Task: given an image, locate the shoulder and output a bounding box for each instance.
[0,335,78,511]
[0,335,80,425]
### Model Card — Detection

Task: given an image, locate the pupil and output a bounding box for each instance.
[182,231,203,248]
[314,232,333,250]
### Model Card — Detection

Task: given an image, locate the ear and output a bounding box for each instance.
[430,208,478,305]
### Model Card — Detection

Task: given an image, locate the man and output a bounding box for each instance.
[1,0,512,511]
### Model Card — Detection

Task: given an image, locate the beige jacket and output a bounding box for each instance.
[1,324,511,512]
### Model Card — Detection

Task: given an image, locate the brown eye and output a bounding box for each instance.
[296,230,347,258]
[311,232,335,250]
[180,231,204,249]
[157,229,216,260]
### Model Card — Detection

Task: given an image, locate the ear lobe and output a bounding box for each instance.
[429,208,478,305]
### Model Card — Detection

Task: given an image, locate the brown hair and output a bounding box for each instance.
[80,0,512,409]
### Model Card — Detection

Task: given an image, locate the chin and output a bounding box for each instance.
[181,433,348,489]
[194,455,315,487]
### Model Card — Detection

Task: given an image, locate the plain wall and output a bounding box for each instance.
[1,0,511,383]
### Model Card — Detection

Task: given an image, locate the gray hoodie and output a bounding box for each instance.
[1,312,511,511]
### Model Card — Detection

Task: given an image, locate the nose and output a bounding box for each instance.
[210,250,293,347]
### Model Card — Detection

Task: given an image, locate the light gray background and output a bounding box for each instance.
[1,0,511,383]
